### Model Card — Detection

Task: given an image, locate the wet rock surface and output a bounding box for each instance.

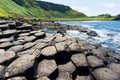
[0,19,119,80]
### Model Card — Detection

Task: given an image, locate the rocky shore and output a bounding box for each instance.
[0,18,120,80]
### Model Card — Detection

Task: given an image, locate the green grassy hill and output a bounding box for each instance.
[0,0,87,19]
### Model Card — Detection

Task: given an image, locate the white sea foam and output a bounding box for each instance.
[113,34,120,44]
[66,30,88,39]
[81,25,94,28]
[66,30,80,37]
[60,21,120,53]
[82,21,102,23]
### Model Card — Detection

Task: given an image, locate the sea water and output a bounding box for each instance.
[59,21,120,53]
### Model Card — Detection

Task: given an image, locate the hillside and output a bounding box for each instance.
[0,0,87,19]
[114,14,120,20]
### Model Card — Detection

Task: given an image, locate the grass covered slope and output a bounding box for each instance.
[0,0,29,17]
[36,0,87,18]
[0,0,87,19]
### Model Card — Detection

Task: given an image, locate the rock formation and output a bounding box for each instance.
[0,19,119,80]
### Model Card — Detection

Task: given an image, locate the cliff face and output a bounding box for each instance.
[0,0,87,18]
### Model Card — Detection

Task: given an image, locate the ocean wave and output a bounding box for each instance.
[81,25,94,28]
[60,21,120,53]
[82,21,102,22]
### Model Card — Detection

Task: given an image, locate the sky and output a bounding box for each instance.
[41,0,120,16]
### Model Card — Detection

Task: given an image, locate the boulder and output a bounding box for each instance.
[15,21,23,26]
[17,49,35,56]
[32,43,47,50]
[0,37,14,43]
[17,36,26,40]
[55,35,67,42]
[19,33,30,37]
[5,54,35,77]
[71,54,88,67]
[32,49,41,57]
[34,32,46,38]
[0,65,5,78]
[36,59,57,78]
[87,30,98,37]
[17,49,41,57]
[54,33,63,38]
[57,72,72,80]
[3,30,17,36]
[79,27,89,32]
[7,76,27,80]
[0,50,16,64]
[58,61,76,73]
[0,32,3,37]
[0,21,9,25]
[87,56,104,68]
[42,36,55,43]
[23,42,36,50]
[93,47,115,60]
[24,36,36,42]
[29,31,38,35]
[113,54,120,61]
[83,43,96,51]
[45,33,54,37]
[12,40,24,45]
[8,45,24,53]
[8,22,16,29]
[55,42,68,52]
[0,42,13,49]
[92,43,101,49]
[17,26,32,30]
[36,77,50,80]
[22,23,32,27]
[109,63,120,74]
[69,42,81,52]
[92,49,107,59]
[0,24,9,31]
[0,49,5,53]
[41,46,57,56]
[57,28,66,33]
[47,40,56,46]
[98,47,113,54]
[75,75,90,80]
[92,68,119,80]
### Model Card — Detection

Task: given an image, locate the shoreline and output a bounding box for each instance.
[58,20,120,53]
[0,18,120,80]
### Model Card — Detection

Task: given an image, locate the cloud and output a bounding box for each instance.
[72,6,91,13]
[72,6,94,15]
[102,3,118,9]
